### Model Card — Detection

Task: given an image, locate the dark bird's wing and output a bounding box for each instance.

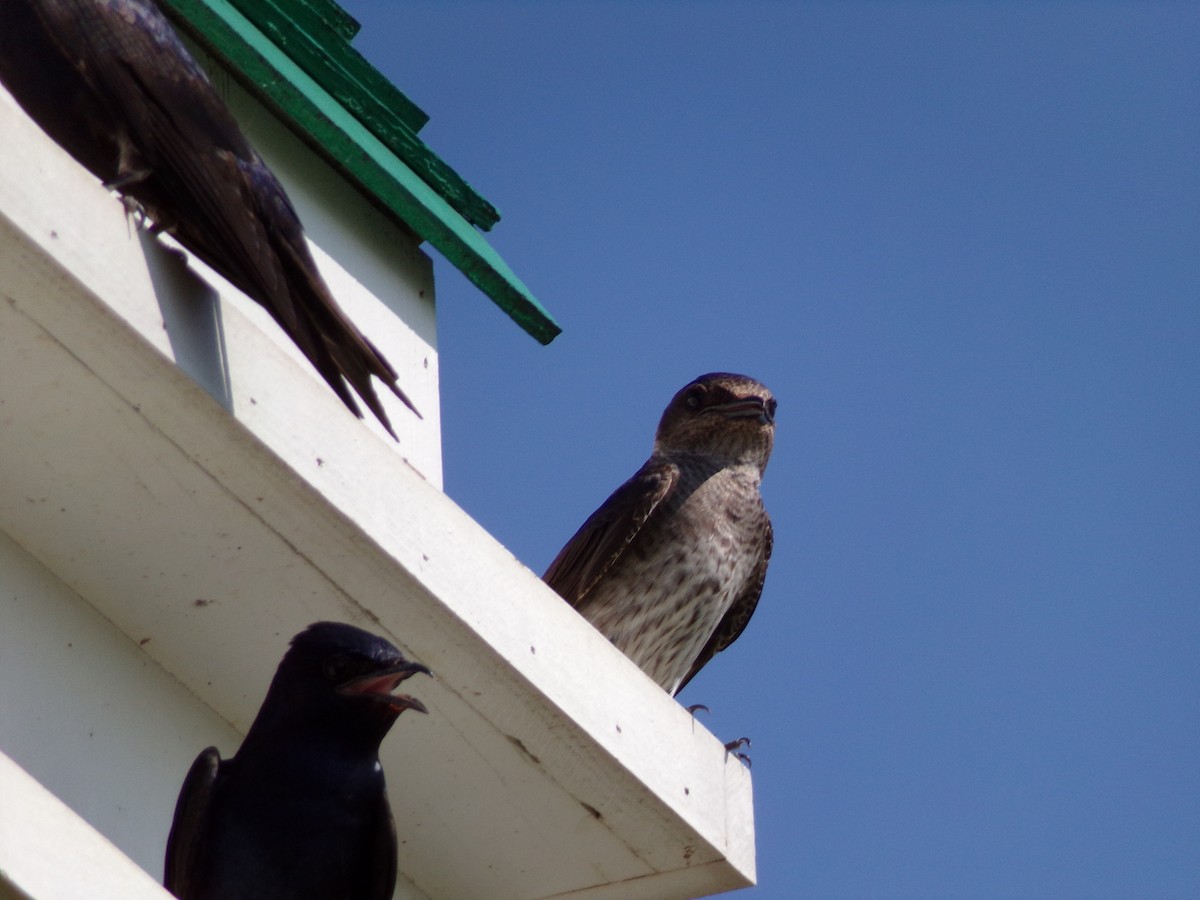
[163,745,220,898]
[675,516,772,695]
[0,0,414,435]
[359,782,399,900]
[543,459,679,611]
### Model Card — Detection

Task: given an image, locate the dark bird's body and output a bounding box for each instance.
[545,373,775,696]
[0,0,415,434]
[164,622,429,900]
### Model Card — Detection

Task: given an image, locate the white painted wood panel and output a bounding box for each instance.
[0,80,754,899]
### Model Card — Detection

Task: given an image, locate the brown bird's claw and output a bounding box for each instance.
[114,192,171,237]
[114,194,148,234]
[724,736,752,767]
[686,703,710,720]
[103,166,150,193]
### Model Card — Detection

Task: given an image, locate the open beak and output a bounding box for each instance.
[338,660,431,714]
[716,396,773,425]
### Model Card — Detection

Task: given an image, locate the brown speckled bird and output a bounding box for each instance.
[544,372,775,696]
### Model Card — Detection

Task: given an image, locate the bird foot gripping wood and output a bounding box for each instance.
[109,189,173,238]
[104,166,151,193]
[684,705,751,765]
[723,736,751,767]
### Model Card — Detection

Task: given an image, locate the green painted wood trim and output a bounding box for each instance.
[279,0,360,45]
[158,0,559,344]
[224,0,501,233]
[231,0,428,132]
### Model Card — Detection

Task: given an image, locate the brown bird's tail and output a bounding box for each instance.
[273,230,420,440]
[0,0,419,440]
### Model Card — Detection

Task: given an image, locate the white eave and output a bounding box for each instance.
[0,753,175,900]
[0,89,754,898]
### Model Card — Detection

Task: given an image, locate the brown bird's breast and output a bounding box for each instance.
[580,461,767,694]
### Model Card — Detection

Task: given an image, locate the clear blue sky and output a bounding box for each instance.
[341,3,1198,898]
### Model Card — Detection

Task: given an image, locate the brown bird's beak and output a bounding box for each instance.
[715,397,774,425]
[337,661,431,714]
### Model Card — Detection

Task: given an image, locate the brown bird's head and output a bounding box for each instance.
[653,373,775,471]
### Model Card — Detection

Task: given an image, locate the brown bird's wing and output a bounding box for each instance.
[0,0,413,434]
[163,745,220,897]
[675,515,773,695]
[0,0,121,181]
[543,459,679,611]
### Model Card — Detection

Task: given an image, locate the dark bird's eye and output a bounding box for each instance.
[322,654,352,682]
[684,386,706,409]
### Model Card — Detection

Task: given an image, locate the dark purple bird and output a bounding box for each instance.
[544,372,775,696]
[0,0,416,435]
[163,622,430,900]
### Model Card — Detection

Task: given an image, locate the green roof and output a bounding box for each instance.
[159,0,560,345]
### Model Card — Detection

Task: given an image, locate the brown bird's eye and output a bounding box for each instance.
[322,654,351,681]
[684,386,706,409]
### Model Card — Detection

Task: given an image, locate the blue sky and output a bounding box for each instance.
[341,3,1198,897]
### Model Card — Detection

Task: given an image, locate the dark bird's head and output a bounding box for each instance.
[246,622,431,752]
[654,373,776,471]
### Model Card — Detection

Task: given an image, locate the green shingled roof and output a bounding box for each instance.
[159,0,560,344]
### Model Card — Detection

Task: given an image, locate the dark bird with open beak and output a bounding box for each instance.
[164,622,430,900]
[544,372,775,697]
[0,0,416,435]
